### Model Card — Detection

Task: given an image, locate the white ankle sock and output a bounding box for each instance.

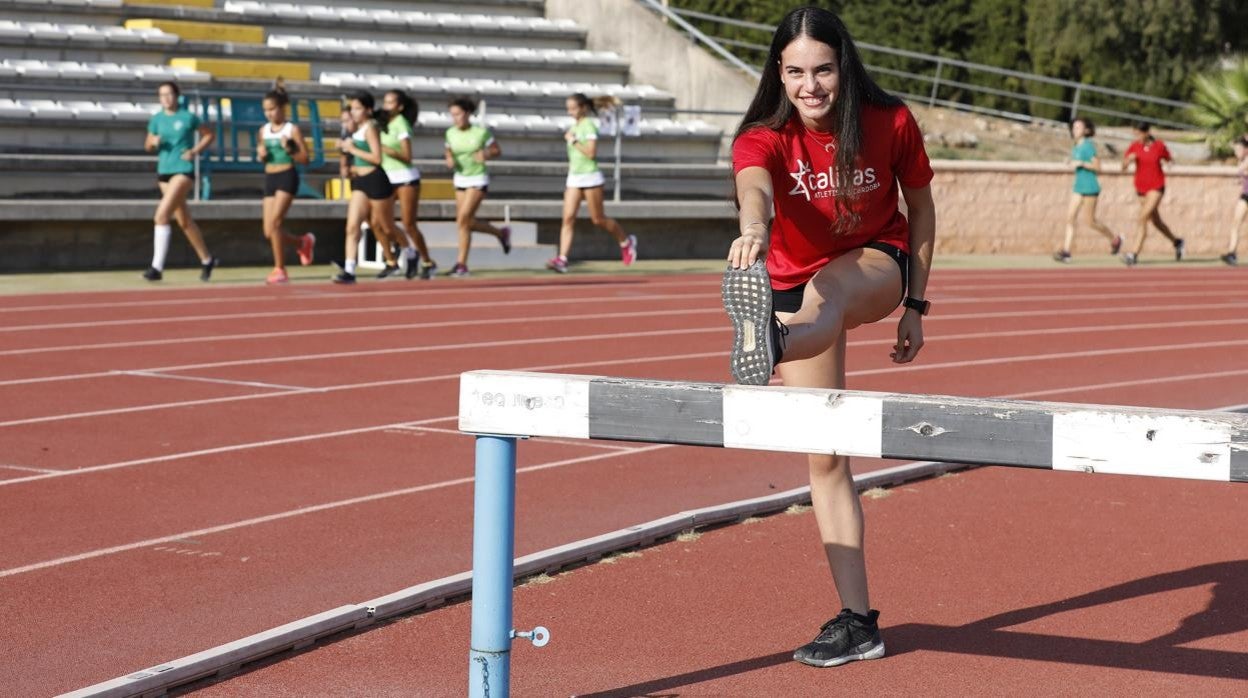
[345,259,357,274]
[151,224,172,271]
[405,246,417,260]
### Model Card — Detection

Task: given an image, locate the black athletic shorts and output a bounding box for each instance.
[771,241,909,314]
[352,168,394,200]
[264,168,300,197]
[1240,193,1248,204]
[456,185,488,193]
[157,172,194,184]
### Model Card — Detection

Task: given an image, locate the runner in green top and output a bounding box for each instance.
[335,91,402,284]
[142,81,217,282]
[548,93,636,274]
[256,82,313,285]
[443,96,510,277]
[380,89,437,279]
[1054,117,1121,263]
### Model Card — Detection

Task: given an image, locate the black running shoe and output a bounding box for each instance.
[420,262,438,280]
[142,267,162,282]
[1123,252,1138,267]
[404,253,422,280]
[722,260,785,386]
[793,609,885,668]
[1221,252,1238,266]
[1174,238,1185,261]
[200,257,218,282]
[333,271,356,284]
[377,264,402,279]
[1053,250,1072,263]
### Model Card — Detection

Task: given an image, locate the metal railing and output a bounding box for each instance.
[656,4,1201,132]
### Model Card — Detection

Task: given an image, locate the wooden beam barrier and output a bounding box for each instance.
[458,369,1246,697]
[460,370,1248,483]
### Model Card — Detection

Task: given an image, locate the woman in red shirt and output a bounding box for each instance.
[722,6,935,668]
[1121,122,1183,265]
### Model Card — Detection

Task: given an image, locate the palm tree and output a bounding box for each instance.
[1189,57,1248,157]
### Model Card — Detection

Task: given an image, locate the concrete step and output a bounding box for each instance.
[357,220,556,270]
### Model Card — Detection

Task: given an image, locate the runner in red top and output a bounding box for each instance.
[720,6,936,670]
[1121,122,1183,265]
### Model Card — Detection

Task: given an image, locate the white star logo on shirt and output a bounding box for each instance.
[788,158,812,201]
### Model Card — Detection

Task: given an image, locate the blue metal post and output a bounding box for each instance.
[468,435,517,698]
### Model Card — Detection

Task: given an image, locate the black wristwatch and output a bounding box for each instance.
[902,296,930,316]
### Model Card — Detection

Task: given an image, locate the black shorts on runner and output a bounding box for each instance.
[351,168,394,200]
[771,241,909,314]
[157,172,194,184]
[263,169,300,197]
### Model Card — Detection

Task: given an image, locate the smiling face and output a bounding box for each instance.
[779,35,840,130]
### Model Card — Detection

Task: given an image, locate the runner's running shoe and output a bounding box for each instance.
[200,257,218,282]
[1053,250,1072,263]
[266,267,289,285]
[447,263,470,278]
[547,256,568,273]
[142,267,162,282]
[1221,252,1238,266]
[499,226,511,254]
[1110,234,1123,255]
[793,609,885,668]
[377,264,402,279]
[621,234,638,266]
[404,251,422,280]
[298,233,316,266]
[333,271,356,284]
[1122,252,1138,267]
[1174,238,1186,261]
[420,262,438,280]
[722,260,786,386]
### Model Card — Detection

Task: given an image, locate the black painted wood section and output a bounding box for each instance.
[881,398,1054,468]
[588,379,724,447]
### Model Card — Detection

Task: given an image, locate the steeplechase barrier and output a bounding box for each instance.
[458,369,1248,697]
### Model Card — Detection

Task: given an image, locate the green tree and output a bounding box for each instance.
[1189,58,1248,157]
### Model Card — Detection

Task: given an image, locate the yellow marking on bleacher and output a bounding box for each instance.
[169,58,311,81]
[124,0,215,7]
[326,178,455,201]
[316,100,343,119]
[125,19,265,44]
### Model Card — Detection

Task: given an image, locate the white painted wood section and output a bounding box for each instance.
[1052,411,1233,481]
[721,385,883,457]
[459,370,591,439]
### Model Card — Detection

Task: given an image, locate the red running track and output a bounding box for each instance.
[1,268,1246,696]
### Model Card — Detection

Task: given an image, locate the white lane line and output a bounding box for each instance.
[0,444,672,579]
[853,337,1248,377]
[0,307,717,358]
[0,278,716,314]
[10,304,1248,389]
[390,424,636,451]
[6,286,1247,335]
[4,329,1247,430]
[0,325,727,388]
[1003,368,1248,400]
[0,416,458,488]
[117,370,309,392]
[0,291,717,333]
[0,464,62,474]
[0,349,725,486]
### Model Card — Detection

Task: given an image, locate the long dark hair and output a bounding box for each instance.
[384,89,419,125]
[734,6,900,231]
[569,92,619,116]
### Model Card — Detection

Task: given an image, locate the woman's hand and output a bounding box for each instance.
[891,310,924,363]
[472,149,487,163]
[564,130,576,143]
[257,143,269,161]
[180,150,196,161]
[727,224,768,269]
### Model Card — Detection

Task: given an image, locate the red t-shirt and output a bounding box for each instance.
[1126,139,1170,194]
[732,103,933,289]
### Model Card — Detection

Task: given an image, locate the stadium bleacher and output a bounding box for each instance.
[0,0,725,200]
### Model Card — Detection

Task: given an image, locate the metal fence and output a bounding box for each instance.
[651,4,1201,132]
